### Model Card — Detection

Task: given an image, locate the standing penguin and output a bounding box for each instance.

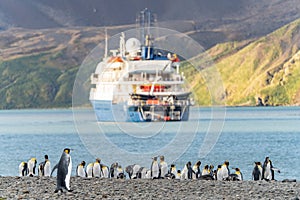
[262,157,280,181]
[76,161,86,177]
[51,148,72,193]
[159,156,168,178]
[252,162,263,181]
[19,162,28,176]
[216,165,223,180]
[187,161,195,179]
[110,162,118,178]
[27,158,37,177]
[86,162,94,178]
[38,155,51,177]
[220,161,230,180]
[192,160,201,179]
[136,167,148,179]
[125,164,141,179]
[150,157,159,179]
[180,162,188,180]
[176,170,181,179]
[100,164,109,178]
[93,158,101,178]
[209,165,215,177]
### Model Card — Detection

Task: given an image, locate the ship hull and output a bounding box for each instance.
[91,100,190,122]
[128,104,189,122]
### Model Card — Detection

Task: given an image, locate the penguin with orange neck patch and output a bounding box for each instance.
[51,148,72,193]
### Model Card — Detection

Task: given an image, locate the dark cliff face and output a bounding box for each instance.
[0,0,247,28]
[0,0,299,30]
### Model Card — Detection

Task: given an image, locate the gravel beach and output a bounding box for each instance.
[0,177,299,199]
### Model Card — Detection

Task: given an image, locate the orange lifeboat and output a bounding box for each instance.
[107,56,124,63]
[140,85,165,92]
[153,85,165,92]
[140,85,151,92]
[146,99,160,105]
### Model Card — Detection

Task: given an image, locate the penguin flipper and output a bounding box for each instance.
[50,163,58,177]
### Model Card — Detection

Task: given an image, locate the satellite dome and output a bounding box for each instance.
[126,38,141,52]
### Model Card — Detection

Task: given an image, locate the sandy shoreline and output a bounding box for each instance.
[0,176,299,199]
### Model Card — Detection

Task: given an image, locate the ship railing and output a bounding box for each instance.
[125,77,184,82]
[135,87,188,93]
[91,72,123,83]
[129,99,190,106]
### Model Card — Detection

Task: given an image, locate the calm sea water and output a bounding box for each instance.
[0,107,299,181]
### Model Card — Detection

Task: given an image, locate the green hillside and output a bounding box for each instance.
[1,18,300,109]
[0,53,78,109]
[187,18,300,106]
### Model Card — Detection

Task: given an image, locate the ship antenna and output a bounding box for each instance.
[137,8,156,46]
[104,28,108,59]
[120,32,126,57]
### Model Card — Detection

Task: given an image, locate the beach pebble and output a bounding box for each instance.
[0,177,299,199]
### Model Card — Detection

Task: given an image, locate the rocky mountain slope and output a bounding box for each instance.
[1,1,300,108]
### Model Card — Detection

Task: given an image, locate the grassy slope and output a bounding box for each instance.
[188,18,300,106]
[0,53,78,109]
[1,18,300,109]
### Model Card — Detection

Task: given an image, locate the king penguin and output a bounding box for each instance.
[86,162,94,178]
[262,157,273,181]
[101,163,109,178]
[202,165,210,176]
[165,164,176,179]
[132,164,141,179]
[176,170,181,180]
[93,158,101,178]
[38,155,51,177]
[209,165,214,177]
[180,162,188,180]
[159,156,168,178]
[116,165,125,179]
[125,164,141,179]
[192,160,201,179]
[110,162,118,178]
[187,161,195,179]
[19,162,28,176]
[76,161,86,177]
[51,148,72,193]
[228,168,243,181]
[216,165,222,180]
[234,168,243,181]
[150,157,159,179]
[27,158,37,177]
[136,167,147,179]
[262,157,280,181]
[252,162,263,181]
[220,160,230,180]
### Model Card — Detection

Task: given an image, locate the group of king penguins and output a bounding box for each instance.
[252,156,280,181]
[74,156,243,181]
[76,158,124,179]
[19,155,51,177]
[19,148,281,193]
[19,148,72,193]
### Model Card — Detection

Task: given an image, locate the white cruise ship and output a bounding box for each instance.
[89,9,191,122]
